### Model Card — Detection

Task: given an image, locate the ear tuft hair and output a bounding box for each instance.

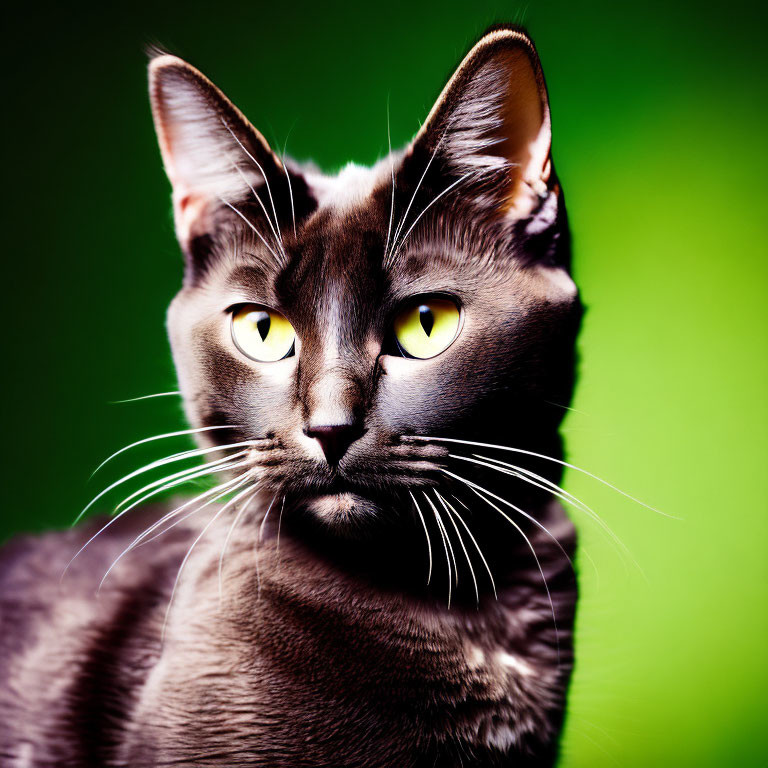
[145,43,173,62]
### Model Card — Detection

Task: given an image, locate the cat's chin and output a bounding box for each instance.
[304,492,381,531]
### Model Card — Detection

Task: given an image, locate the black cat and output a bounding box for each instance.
[0,25,581,766]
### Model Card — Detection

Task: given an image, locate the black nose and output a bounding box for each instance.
[303,423,363,466]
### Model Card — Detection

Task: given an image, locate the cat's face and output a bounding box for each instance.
[151,27,581,532]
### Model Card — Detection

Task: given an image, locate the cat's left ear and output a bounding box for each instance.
[408,26,553,220]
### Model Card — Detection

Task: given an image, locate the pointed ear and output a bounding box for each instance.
[148,54,286,250]
[410,26,553,219]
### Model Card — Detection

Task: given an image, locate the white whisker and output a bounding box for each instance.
[275,496,286,555]
[259,493,279,543]
[412,435,675,519]
[76,440,249,530]
[469,484,560,661]
[435,490,478,604]
[408,490,432,585]
[425,493,458,587]
[228,158,287,259]
[101,471,253,591]
[109,391,181,404]
[255,494,278,592]
[111,454,249,524]
[279,128,298,238]
[460,453,634,575]
[62,456,250,580]
[163,482,257,641]
[218,198,281,263]
[283,162,296,238]
[441,468,574,571]
[383,98,396,260]
[390,172,475,263]
[388,129,442,261]
[423,491,453,607]
[133,468,253,549]
[448,493,497,598]
[218,485,260,602]
[221,119,284,248]
[91,424,242,476]
[114,444,249,512]
[470,453,594,516]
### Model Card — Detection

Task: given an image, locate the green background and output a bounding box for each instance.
[2,1,766,764]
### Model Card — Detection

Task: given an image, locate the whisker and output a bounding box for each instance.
[283,162,296,238]
[259,493,279,543]
[255,493,278,592]
[111,454,250,525]
[109,391,181,404]
[387,129,442,260]
[389,172,475,263]
[460,453,633,576]
[228,159,287,257]
[218,197,281,264]
[221,119,284,249]
[275,496,286,555]
[450,453,611,548]
[423,491,453,607]
[62,456,250,580]
[132,468,253,549]
[113,444,249,512]
[448,493,497,598]
[279,126,298,238]
[218,485,261,603]
[412,435,675,519]
[441,468,574,571]
[91,424,243,476]
[425,493,458,587]
[469,484,561,662]
[408,491,432,585]
[383,98,396,260]
[470,453,594,516]
[162,482,258,641]
[435,490,478,604]
[101,471,253,591]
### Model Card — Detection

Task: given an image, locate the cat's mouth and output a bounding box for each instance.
[289,473,412,529]
[247,436,447,529]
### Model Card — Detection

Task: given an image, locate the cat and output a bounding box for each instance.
[0,24,582,767]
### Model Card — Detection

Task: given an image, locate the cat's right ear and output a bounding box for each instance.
[404,26,554,223]
[148,54,288,254]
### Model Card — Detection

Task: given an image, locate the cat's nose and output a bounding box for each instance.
[303,422,363,466]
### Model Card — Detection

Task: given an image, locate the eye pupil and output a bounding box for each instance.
[254,311,271,341]
[418,306,434,337]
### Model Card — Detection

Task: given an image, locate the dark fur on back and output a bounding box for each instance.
[0,25,581,766]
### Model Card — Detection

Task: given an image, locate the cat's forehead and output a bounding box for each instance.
[213,153,557,311]
[227,163,460,294]
[284,162,496,281]
[304,160,393,213]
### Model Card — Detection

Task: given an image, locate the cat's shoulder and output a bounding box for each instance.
[0,508,195,760]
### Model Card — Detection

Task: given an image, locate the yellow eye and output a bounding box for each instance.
[231,305,296,362]
[393,297,462,359]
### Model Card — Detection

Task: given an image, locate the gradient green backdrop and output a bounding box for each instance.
[2,1,766,765]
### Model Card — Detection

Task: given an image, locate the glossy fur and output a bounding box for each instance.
[0,25,582,766]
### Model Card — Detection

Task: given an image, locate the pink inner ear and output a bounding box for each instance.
[173,191,211,243]
[492,48,552,218]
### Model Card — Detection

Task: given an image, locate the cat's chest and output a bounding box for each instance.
[121,541,566,766]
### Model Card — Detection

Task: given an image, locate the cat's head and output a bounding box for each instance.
[149,26,581,534]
